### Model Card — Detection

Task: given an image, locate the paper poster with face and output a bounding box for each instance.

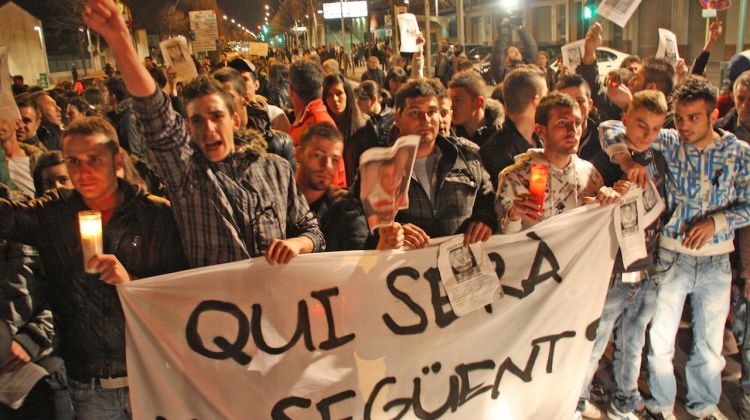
[561,40,585,73]
[614,185,648,269]
[397,13,420,53]
[656,28,680,67]
[0,47,20,120]
[359,135,419,231]
[159,36,199,82]
[437,236,503,316]
[597,0,643,28]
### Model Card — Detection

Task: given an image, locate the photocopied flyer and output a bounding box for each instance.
[597,0,643,28]
[397,13,420,53]
[656,28,680,67]
[437,236,503,316]
[159,36,199,82]
[614,186,647,269]
[561,40,585,73]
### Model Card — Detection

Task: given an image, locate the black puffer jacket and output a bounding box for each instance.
[312,185,370,252]
[246,101,296,171]
[0,180,188,381]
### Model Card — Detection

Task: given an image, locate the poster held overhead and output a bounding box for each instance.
[596,0,643,28]
[397,13,420,53]
[656,28,680,67]
[561,40,585,73]
[248,42,269,57]
[159,36,199,82]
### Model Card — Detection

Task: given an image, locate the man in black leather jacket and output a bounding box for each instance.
[0,117,187,418]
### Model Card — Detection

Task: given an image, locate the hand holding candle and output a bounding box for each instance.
[79,211,103,274]
[528,163,549,214]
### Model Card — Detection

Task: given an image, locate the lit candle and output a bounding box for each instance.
[79,211,103,274]
[528,163,549,212]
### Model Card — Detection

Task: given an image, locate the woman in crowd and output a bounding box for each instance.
[322,73,379,186]
[65,97,98,124]
[266,63,292,111]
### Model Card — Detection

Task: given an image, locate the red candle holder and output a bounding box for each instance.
[529,163,549,212]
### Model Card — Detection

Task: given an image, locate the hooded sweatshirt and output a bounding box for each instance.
[496,149,601,233]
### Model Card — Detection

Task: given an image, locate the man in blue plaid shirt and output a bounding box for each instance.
[600,76,750,420]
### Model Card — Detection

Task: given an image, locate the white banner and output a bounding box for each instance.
[119,205,618,419]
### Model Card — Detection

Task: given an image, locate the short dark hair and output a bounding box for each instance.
[300,122,343,150]
[448,70,488,99]
[355,80,380,99]
[212,67,247,96]
[641,57,675,98]
[394,79,438,113]
[290,60,325,103]
[455,57,473,73]
[386,67,408,85]
[63,116,120,157]
[67,98,97,116]
[182,76,236,114]
[33,150,65,196]
[502,67,546,114]
[621,55,642,69]
[82,87,105,108]
[535,92,580,126]
[555,74,591,99]
[672,75,717,112]
[426,78,448,100]
[105,76,129,102]
[15,95,40,120]
[26,91,48,111]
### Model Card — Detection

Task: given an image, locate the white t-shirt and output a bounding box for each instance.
[8,156,35,196]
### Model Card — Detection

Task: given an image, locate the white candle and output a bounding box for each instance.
[79,211,103,274]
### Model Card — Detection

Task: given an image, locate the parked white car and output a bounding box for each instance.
[475,46,630,83]
[550,47,630,76]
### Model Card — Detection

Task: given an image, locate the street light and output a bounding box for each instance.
[265,4,269,9]
[500,0,519,11]
[231,18,235,23]
[33,26,50,83]
[223,15,227,20]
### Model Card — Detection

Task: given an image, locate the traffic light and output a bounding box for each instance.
[583,5,596,20]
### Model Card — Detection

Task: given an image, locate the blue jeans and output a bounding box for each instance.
[731,287,750,395]
[68,378,131,420]
[578,272,657,413]
[645,247,731,418]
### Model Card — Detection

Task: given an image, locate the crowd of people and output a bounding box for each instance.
[2,0,750,418]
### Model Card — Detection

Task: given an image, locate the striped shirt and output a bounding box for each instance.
[133,89,324,268]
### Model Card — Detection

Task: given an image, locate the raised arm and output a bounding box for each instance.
[84,0,155,97]
[86,0,194,191]
[691,20,722,75]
